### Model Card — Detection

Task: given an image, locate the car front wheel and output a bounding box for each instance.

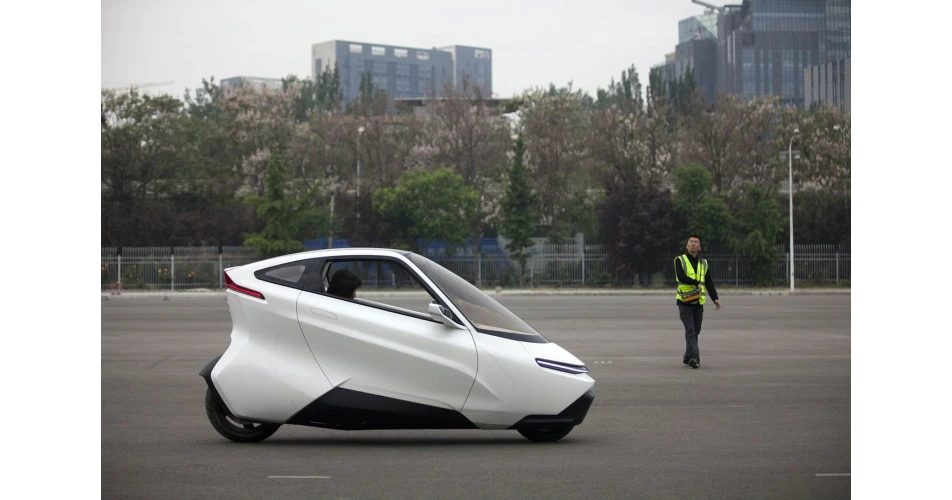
[517,425,574,442]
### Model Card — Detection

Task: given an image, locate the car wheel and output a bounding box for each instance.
[204,388,280,443]
[517,425,574,442]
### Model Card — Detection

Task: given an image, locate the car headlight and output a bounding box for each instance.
[535,358,589,374]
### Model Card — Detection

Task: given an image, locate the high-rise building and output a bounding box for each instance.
[653,1,850,108]
[680,11,718,43]
[311,40,492,103]
[804,0,850,110]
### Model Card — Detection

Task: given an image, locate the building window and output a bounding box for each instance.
[417,51,429,60]
[395,48,408,58]
[475,49,490,59]
[349,44,363,54]
[782,50,794,99]
[372,46,386,56]
[743,49,755,98]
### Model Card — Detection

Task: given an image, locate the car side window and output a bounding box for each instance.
[255,259,317,288]
[319,259,441,321]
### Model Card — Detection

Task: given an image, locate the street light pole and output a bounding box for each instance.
[357,126,365,199]
[788,128,800,293]
[357,126,365,222]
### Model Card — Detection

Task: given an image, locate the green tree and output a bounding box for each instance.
[736,184,784,286]
[243,151,328,258]
[499,136,538,286]
[372,168,479,252]
[596,172,677,286]
[672,164,734,247]
[596,64,643,114]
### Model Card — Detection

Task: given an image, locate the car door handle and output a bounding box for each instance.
[310,307,338,320]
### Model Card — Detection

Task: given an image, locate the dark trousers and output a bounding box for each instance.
[678,303,703,363]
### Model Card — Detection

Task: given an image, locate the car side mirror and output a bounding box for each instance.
[428,302,464,329]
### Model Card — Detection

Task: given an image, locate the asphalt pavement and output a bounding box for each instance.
[102,294,850,499]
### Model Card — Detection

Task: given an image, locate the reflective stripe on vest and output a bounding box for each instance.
[675,254,706,305]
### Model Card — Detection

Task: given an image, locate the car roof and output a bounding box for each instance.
[241,248,416,271]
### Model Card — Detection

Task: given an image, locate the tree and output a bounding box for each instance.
[219,79,301,196]
[518,83,592,242]
[101,88,184,205]
[243,151,329,258]
[685,93,783,195]
[735,184,784,286]
[595,64,644,115]
[596,172,677,286]
[372,168,479,252]
[499,136,538,286]
[672,164,734,247]
[421,75,511,254]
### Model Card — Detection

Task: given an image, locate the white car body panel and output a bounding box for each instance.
[460,334,594,428]
[205,248,594,435]
[296,290,477,411]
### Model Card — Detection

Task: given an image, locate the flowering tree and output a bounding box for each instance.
[421,76,511,249]
[518,83,592,242]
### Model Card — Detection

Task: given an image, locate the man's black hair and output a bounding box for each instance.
[327,269,362,298]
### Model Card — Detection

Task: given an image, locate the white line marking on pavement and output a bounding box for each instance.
[815,473,850,477]
[268,476,331,479]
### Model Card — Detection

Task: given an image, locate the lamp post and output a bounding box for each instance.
[357,125,365,223]
[357,126,365,199]
[788,128,800,293]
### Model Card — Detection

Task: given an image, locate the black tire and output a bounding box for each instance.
[204,388,281,443]
[517,425,575,442]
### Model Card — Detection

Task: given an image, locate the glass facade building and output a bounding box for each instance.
[679,13,718,43]
[717,0,829,107]
[654,1,850,108]
[311,40,493,102]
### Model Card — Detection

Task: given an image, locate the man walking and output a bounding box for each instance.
[675,235,720,368]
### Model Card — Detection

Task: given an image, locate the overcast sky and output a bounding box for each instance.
[102,0,710,100]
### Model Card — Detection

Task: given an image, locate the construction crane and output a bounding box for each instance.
[691,0,725,12]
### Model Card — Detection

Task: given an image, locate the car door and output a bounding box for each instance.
[295,256,478,412]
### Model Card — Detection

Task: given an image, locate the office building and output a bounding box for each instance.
[311,40,492,102]
[653,1,850,108]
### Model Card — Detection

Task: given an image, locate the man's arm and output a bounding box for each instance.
[704,267,719,300]
[675,258,702,286]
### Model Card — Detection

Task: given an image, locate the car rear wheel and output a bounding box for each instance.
[205,388,280,443]
[517,425,574,442]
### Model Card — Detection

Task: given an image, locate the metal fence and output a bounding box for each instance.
[101,243,849,291]
[101,246,259,292]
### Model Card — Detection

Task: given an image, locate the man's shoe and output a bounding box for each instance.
[689,358,699,368]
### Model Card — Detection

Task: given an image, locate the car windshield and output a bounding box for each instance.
[408,253,546,342]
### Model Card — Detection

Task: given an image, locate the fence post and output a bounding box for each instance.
[477,252,482,288]
[530,253,535,289]
[117,246,122,290]
[579,233,585,288]
[835,252,839,285]
[785,251,789,286]
[734,254,738,286]
[218,245,224,290]
[170,246,175,292]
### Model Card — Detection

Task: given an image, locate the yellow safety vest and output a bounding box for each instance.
[675,254,707,305]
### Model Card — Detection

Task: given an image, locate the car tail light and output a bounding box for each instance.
[224,270,265,300]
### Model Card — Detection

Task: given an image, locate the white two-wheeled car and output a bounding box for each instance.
[200,248,594,443]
